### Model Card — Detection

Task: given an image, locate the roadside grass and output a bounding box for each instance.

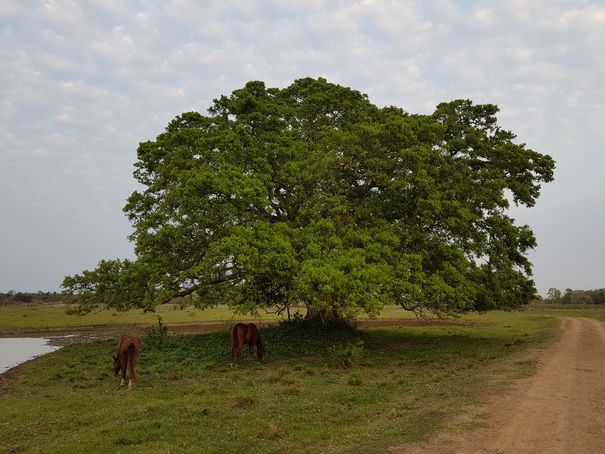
[0,309,570,454]
[523,303,605,322]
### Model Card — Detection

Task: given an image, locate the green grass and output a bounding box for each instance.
[0,304,420,331]
[2,305,604,453]
[0,304,241,330]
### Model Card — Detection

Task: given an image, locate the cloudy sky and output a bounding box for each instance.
[1,0,603,296]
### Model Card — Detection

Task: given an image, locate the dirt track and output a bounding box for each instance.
[392,317,605,454]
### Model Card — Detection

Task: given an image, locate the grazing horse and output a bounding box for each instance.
[230,323,265,364]
[113,335,140,389]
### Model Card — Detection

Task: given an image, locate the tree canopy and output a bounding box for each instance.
[62,77,555,319]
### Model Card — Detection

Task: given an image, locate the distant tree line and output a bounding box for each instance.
[0,291,72,305]
[545,288,605,305]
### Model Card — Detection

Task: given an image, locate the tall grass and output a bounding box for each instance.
[0,310,569,454]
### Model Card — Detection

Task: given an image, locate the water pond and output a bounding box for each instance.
[0,337,62,373]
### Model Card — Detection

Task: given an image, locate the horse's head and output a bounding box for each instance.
[257,344,265,360]
[112,355,120,375]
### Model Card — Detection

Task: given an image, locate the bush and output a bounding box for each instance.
[145,316,169,349]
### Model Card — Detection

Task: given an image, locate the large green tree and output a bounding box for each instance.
[62,78,555,319]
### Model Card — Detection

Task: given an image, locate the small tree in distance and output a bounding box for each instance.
[62,78,555,321]
[546,288,563,304]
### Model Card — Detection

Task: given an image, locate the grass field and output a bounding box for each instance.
[1,304,604,453]
[0,303,246,330]
[0,303,422,331]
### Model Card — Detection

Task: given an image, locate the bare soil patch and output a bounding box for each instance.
[391,317,605,454]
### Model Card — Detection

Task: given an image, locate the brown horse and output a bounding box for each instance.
[230,323,265,364]
[113,335,140,389]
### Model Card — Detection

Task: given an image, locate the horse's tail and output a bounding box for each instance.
[230,325,239,363]
[127,342,137,383]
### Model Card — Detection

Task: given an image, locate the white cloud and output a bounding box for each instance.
[469,8,495,28]
[61,80,110,99]
[87,0,131,20]
[268,0,326,14]
[553,5,605,33]
[505,46,535,65]
[88,31,136,66]
[41,0,85,32]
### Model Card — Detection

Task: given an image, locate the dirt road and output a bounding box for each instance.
[392,317,605,454]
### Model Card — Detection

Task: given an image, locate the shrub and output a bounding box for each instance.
[145,316,169,349]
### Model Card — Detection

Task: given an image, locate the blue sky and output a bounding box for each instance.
[1,0,603,296]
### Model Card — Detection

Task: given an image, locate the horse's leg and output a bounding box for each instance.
[237,340,244,362]
[120,352,128,386]
[231,326,242,365]
[233,336,242,364]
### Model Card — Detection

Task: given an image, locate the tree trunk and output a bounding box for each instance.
[305,306,340,323]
